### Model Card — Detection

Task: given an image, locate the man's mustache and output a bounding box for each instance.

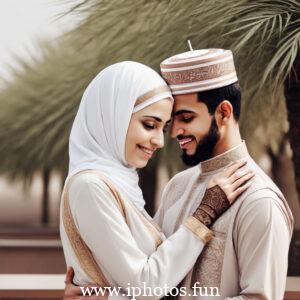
[177,135,195,141]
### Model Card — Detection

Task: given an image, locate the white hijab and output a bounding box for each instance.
[68,61,173,210]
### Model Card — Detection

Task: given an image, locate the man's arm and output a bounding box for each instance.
[226,195,292,300]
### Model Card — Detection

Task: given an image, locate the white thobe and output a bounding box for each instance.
[154,141,293,300]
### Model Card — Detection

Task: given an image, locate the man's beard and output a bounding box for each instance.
[181,117,220,166]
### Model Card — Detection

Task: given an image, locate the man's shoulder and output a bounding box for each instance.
[243,158,284,202]
[235,159,292,229]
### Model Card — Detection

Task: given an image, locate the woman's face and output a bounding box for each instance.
[125,98,173,168]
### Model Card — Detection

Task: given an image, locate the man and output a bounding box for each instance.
[155,48,293,299]
[64,48,293,299]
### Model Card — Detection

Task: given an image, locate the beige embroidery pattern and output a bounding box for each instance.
[190,204,234,289]
[162,61,235,85]
[191,231,226,289]
[201,142,249,174]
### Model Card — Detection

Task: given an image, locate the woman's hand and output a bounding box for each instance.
[207,159,254,203]
[193,159,254,227]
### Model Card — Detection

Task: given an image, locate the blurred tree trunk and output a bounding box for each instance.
[139,161,157,217]
[267,137,300,229]
[285,52,300,203]
[41,168,50,225]
[267,138,300,275]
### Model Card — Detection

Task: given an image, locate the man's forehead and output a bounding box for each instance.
[174,93,198,103]
[172,93,204,114]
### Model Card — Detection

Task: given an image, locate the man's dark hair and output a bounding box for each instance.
[197,82,241,121]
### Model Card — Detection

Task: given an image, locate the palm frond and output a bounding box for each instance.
[0,0,298,182]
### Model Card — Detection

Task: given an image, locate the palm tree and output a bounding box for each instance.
[0,0,298,221]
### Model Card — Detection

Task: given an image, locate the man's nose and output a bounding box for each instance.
[171,123,184,138]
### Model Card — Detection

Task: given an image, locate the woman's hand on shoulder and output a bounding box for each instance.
[208,159,254,203]
[193,159,254,228]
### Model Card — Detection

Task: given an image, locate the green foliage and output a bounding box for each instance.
[0,0,298,182]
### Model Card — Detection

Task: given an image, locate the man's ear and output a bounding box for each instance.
[216,100,233,124]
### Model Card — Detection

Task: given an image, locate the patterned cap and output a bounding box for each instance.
[160,49,238,95]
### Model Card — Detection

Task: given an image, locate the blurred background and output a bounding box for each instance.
[0,0,299,299]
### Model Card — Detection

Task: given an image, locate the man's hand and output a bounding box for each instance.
[63,266,108,300]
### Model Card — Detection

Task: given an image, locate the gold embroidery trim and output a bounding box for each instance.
[63,180,109,286]
[63,170,163,288]
[170,73,237,92]
[200,142,249,173]
[92,171,130,225]
[91,170,163,249]
[161,61,235,85]
[126,199,164,249]
[183,216,213,244]
[134,86,172,107]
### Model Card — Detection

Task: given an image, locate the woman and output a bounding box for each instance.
[60,61,253,298]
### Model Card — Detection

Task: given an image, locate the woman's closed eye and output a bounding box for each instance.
[143,122,155,130]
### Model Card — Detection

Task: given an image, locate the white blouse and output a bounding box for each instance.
[60,172,206,299]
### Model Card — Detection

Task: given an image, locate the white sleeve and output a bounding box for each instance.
[153,184,169,227]
[70,174,205,299]
[153,177,176,229]
[225,197,291,300]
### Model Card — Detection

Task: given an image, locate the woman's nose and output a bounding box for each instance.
[151,131,164,149]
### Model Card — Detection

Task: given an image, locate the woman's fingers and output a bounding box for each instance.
[207,159,251,189]
[231,171,254,190]
[225,159,247,177]
[229,180,252,203]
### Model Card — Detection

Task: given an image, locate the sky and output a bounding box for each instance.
[0,0,78,83]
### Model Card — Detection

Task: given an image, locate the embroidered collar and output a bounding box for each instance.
[199,141,249,174]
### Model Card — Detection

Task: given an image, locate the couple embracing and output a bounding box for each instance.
[61,48,293,300]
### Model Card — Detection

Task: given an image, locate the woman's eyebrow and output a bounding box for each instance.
[143,116,162,122]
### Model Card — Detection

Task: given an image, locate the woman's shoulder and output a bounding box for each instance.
[68,171,112,196]
[66,171,120,215]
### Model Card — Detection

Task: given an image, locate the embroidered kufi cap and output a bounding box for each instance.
[160,48,238,95]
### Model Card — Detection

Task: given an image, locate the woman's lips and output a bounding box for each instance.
[178,137,194,149]
[138,145,155,158]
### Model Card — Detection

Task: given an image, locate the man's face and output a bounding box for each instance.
[171,93,220,166]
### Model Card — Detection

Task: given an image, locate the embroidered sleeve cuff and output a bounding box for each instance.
[183,216,213,244]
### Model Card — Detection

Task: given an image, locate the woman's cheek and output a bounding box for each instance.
[137,127,150,142]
